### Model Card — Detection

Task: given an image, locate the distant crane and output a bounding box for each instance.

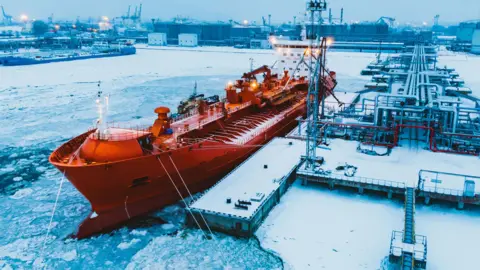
[262,16,266,26]
[48,14,54,24]
[1,6,13,25]
[376,16,396,28]
[434,15,440,26]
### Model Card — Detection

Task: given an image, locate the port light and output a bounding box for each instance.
[326,38,334,46]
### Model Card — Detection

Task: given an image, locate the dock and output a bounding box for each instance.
[189,137,305,237]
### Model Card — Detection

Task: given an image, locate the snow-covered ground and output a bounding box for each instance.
[255,50,480,270]
[1,46,477,269]
[437,48,480,97]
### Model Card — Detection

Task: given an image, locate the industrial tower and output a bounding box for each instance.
[305,0,328,169]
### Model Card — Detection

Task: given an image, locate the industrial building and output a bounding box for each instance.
[153,21,232,46]
[472,29,480,54]
[178,33,198,47]
[456,21,480,43]
[148,32,167,46]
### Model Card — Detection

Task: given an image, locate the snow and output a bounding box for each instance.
[305,139,479,188]
[437,52,480,97]
[117,239,141,250]
[191,137,305,219]
[256,182,402,269]
[9,188,33,199]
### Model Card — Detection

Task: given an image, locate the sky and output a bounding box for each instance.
[1,0,480,25]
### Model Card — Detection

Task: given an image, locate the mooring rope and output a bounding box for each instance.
[168,155,215,238]
[41,170,66,256]
[156,156,209,239]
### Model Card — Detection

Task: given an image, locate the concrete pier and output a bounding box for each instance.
[189,137,305,237]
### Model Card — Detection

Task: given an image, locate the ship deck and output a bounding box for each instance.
[181,95,305,145]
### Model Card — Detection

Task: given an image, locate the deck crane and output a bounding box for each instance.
[241,65,272,81]
[1,6,13,25]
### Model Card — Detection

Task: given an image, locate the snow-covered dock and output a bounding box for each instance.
[296,139,480,208]
[189,137,305,237]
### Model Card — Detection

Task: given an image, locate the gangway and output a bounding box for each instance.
[389,187,427,269]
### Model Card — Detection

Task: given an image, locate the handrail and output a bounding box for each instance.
[297,170,406,188]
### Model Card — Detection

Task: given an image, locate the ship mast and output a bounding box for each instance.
[305,0,327,170]
[95,81,109,138]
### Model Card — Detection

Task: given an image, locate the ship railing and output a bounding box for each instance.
[90,122,151,141]
[171,109,199,123]
[227,101,252,114]
[172,111,226,138]
[172,103,224,124]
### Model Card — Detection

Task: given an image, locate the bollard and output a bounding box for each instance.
[329,181,335,190]
[458,200,464,210]
[424,196,430,205]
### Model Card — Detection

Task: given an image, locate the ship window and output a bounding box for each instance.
[297,53,301,56]
[281,60,285,63]
[293,61,297,63]
[130,176,150,188]
[283,53,287,56]
[290,53,294,56]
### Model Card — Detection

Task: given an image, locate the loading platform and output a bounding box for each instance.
[188,137,305,237]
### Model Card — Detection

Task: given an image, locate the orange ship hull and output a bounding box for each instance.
[50,100,307,238]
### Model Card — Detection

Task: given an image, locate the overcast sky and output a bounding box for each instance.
[2,0,480,25]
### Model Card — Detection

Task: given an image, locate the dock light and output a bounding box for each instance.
[304,48,311,56]
[54,24,60,31]
[20,14,28,22]
[250,81,258,89]
[269,36,277,44]
[72,24,76,28]
[326,37,334,46]
[227,81,233,87]
[102,16,109,22]
[243,20,249,25]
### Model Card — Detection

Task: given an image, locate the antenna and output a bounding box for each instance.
[95,81,109,137]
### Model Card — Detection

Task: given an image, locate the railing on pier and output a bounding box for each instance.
[297,169,406,189]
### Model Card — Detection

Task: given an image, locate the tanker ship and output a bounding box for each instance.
[49,65,337,238]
